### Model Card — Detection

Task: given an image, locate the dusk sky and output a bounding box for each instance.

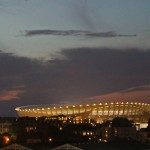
[0,0,150,116]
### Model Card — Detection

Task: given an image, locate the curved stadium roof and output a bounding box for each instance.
[16,101,150,123]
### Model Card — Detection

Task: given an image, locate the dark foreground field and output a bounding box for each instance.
[27,141,150,150]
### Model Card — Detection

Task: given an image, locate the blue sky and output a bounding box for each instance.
[0,0,150,58]
[0,0,150,116]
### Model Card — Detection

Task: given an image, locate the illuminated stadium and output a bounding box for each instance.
[15,102,150,123]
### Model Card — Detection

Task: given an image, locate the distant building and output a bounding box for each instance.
[98,117,137,141]
[51,144,83,150]
[138,118,150,143]
[16,117,37,133]
[15,102,150,124]
[138,128,150,143]
[0,117,16,134]
[0,143,32,150]
[100,126,137,141]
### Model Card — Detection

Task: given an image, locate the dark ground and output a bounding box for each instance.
[26,141,150,150]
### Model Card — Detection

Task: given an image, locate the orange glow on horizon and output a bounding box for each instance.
[0,89,24,101]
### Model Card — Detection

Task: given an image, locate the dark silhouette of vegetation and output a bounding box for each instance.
[111,117,133,127]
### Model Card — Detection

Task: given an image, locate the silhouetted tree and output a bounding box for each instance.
[111,117,133,127]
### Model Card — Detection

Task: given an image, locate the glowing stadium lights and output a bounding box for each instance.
[15,102,150,123]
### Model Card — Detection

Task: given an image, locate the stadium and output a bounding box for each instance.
[15,102,150,123]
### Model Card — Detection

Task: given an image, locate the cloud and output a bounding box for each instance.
[23,29,136,38]
[0,89,24,101]
[0,50,42,98]
[0,48,150,116]
[121,85,150,93]
[0,85,25,101]
[85,84,150,104]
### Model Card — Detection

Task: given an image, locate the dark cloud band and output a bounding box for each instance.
[24,29,136,38]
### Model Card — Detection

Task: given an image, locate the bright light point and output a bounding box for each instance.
[3,136,10,144]
[48,138,52,142]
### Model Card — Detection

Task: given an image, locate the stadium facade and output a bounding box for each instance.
[15,102,150,123]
